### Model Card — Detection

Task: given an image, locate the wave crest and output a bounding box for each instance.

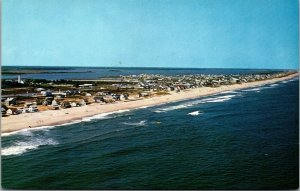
[188,111,202,116]
[2,138,58,156]
[122,120,147,126]
[154,94,236,113]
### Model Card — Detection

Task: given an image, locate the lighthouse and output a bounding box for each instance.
[17,75,24,84]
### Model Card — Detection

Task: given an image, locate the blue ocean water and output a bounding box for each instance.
[1,78,299,189]
[2,66,289,80]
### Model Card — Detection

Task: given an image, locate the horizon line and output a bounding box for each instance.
[2,65,299,71]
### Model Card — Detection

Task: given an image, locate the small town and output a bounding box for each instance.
[1,71,295,116]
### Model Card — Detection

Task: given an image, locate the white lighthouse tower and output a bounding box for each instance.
[17,75,24,84]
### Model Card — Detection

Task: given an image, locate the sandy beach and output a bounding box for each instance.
[1,73,298,134]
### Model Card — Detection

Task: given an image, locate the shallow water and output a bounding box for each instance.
[2,78,299,189]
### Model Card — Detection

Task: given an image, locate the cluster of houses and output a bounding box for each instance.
[1,87,130,116]
[120,71,293,92]
[1,71,294,117]
[1,101,38,116]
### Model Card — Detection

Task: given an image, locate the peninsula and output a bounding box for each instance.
[1,71,298,134]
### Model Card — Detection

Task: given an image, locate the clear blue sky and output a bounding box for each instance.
[3,0,299,69]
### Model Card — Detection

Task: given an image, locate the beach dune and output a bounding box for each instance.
[1,73,298,134]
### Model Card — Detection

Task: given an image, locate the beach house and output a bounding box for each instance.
[48,100,60,110]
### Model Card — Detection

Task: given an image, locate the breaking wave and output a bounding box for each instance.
[154,94,236,113]
[154,104,191,113]
[242,87,262,92]
[203,95,236,103]
[122,120,147,126]
[2,110,131,137]
[2,138,58,156]
[188,111,202,116]
[269,83,279,87]
[65,109,131,123]
[81,113,112,122]
[2,125,57,137]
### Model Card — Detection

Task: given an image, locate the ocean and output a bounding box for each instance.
[1,76,299,189]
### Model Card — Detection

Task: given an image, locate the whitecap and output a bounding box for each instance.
[2,145,36,156]
[81,113,112,122]
[2,138,58,156]
[201,95,236,103]
[188,111,202,116]
[242,88,261,92]
[115,109,131,113]
[154,104,189,113]
[82,109,131,122]
[2,130,30,137]
[122,120,147,126]
[206,98,230,103]
[154,94,236,113]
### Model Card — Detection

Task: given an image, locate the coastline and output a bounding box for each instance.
[1,73,298,134]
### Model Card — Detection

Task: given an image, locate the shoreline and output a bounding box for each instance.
[1,73,298,134]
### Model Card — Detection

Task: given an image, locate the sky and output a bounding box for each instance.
[2,0,299,69]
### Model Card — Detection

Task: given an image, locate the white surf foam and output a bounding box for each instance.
[115,109,131,113]
[2,138,58,156]
[122,120,147,126]
[221,90,237,94]
[1,125,55,137]
[2,129,31,137]
[201,95,236,103]
[154,104,189,113]
[81,113,112,122]
[82,109,131,122]
[2,110,132,137]
[188,111,202,116]
[251,88,261,91]
[242,87,261,92]
[154,94,236,113]
[206,98,230,103]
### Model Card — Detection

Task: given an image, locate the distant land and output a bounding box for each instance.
[1,66,296,80]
